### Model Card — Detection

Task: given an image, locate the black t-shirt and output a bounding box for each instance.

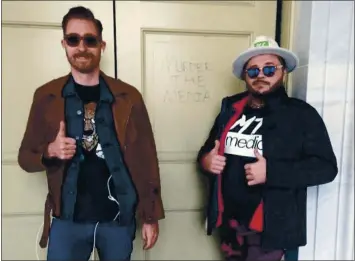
[73,82,119,223]
[222,105,265,225]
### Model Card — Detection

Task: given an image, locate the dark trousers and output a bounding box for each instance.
[222,233,284,261]
[223,232,284,261]
[220,215,284,261]
[47,218,136,261]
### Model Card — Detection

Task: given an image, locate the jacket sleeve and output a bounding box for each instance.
[18,89,49,173]
[265,106,338,189]
[132,94,165,224]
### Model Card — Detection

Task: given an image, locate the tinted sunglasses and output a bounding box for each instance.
[64,33,100,48]
[245,65,283,79]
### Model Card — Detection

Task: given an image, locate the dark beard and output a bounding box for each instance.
[67,51,100,74]
[246,78,284,108]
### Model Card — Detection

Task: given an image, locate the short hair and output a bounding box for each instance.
[61,6,103,38]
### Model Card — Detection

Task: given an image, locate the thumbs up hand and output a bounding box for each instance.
[244,149,266,186]
[46,121,77,160]
[56,121,66,139]
[201,140,226,175]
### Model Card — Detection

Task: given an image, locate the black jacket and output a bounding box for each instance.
[197,87,338,249]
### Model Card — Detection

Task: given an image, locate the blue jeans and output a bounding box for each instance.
[47,218,136,261]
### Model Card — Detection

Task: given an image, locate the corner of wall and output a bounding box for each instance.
[280,0,294,95]
[280,1,313,100]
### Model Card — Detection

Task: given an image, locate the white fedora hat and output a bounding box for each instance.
[232,35,299,79]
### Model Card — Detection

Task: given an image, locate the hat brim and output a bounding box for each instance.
[232,47,299,79]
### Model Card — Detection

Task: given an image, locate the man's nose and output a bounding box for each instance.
[256,68,266,78]
[257,73,266,79]
[77,40,87,51]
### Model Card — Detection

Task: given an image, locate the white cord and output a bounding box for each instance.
[89,176,120,258]
[107,175,120,221]
[90,222,99,260]
[35,222,44,261]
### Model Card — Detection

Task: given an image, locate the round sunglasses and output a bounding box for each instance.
[64,33,101,48]
[245,65,283,78]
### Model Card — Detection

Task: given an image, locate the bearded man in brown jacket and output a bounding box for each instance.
[18,6,164,261]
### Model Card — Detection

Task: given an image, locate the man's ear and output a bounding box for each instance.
[101,40,107,53]
[61,39,65,49]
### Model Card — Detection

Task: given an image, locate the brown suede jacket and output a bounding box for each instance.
[18,71,165,248]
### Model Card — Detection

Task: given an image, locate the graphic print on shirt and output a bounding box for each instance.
[224,113,263,158]
[82,102,105,159]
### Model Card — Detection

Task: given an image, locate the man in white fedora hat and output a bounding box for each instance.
[197,35,338,261]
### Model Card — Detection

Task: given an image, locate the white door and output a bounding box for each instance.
[2,1,277,260]
[114,1,277,259]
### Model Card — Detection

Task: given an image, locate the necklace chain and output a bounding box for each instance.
[249,100,264,109]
